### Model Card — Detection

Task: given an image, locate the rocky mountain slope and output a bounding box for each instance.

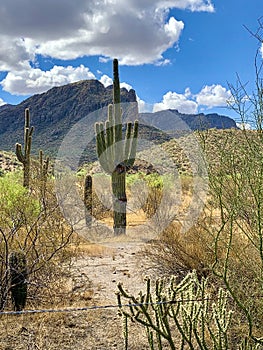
[0,80,136,156]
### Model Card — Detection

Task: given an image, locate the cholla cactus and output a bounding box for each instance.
[95,59,138,235]
[117,271,233,349]
[9,251,28,311]
[16,108,34,188]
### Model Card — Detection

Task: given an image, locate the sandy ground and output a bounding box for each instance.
[71,241,147,305]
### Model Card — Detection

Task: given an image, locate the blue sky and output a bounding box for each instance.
[0,0,262,124]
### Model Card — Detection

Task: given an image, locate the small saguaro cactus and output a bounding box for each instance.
[84,174,93,226]
[95,59,139,235]
[16,108,34,188]
[39,149,50,183]
[39,149,50,210]
[9,251,28,311]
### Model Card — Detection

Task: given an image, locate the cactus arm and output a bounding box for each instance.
[95,122,112,174]
[95,122,105,158]
[105,120,114,170]
[113,59,122,147]
[24,108,30,128]
[126,120,139,168]
[113,59,120,105]
[15,108,34,188]
[124,122,132,162]
[15,143,25,163]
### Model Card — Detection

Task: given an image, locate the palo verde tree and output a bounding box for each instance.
[95,59,138,235]
[16,108,34,188]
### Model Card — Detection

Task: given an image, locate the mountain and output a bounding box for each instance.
[141,109,237,135]
[0,80,137,156]
[0,80,238,160]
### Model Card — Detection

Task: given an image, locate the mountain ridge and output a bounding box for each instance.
[0,80,237,157]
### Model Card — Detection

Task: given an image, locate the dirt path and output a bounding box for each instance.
[71,242,147,305]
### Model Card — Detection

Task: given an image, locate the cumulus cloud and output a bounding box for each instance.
[0,37,33,71]
[195,84,232,108]
[0,0,214,71]
[1,65,95,95]
[100,75,113,88]
[153,84,232,113]
[153,89,198,114]
[0,0,215,97]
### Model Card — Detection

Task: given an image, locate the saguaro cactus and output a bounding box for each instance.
[39,149,50,210]
[39,149,50,183]
[84,174,93,226]
[9,251,28,311]
[95,59,138,235]
[16,108,34,188]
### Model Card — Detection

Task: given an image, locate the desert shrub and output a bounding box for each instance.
[0,171,40,229]
[0,169,75,311]
[126,172,167,218]
[141,218,213,281]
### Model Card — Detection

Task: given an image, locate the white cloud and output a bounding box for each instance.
[1,65,95,95]
[0,0,214,71]
[153,84,232,113]
[100,74,113,87]
[260,43,263,58]
[156,0,214,12]
[0,37,33,71]
[0,98,6,106]
[153,89,198,114]
[195,84,232,108]
[236,122,252,130]
[99,74,132,90]
[0,0,215,97]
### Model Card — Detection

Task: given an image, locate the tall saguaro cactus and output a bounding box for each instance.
[95,59,138,235]
[16,108,34,188]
